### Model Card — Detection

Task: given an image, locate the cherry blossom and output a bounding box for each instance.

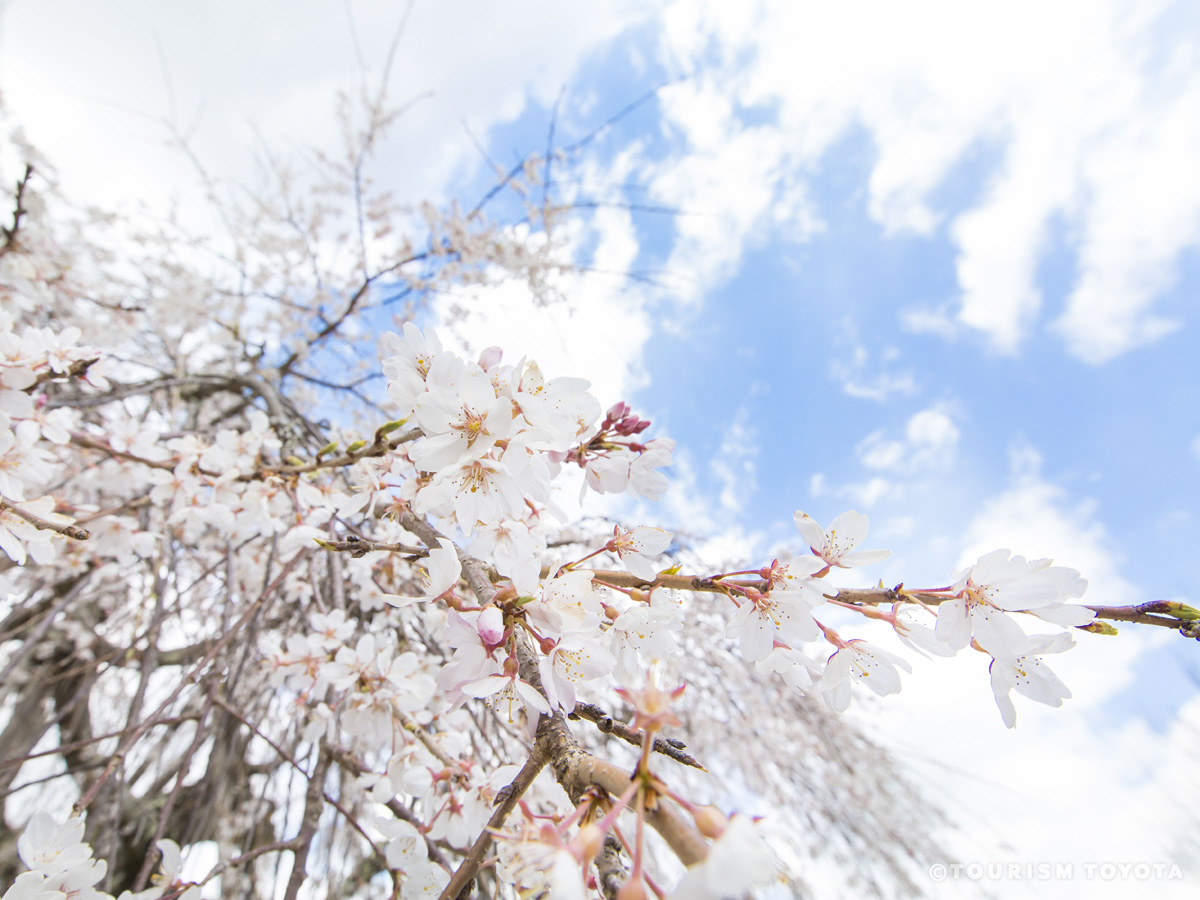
[755,645,822,693]
[411,366,512,471]
[989,632,1076,728]
[935,550,1090,657]
[794,510,890,570]
[0,105,1153,900]
[384,539,461,606]
[538,634,617,712]
[607,590,684,683]
[609,524,672,581]
[460,665,550,731]
[820,638,913,712]
[727,587,822,663]
[669,815,777,899]
[381,323,443,417]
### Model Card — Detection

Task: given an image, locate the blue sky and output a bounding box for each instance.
[5,1,1199,896]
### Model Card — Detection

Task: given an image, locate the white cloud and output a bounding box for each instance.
[830,344,919,402]
[651,0,1200,362]
[809,470,896,509]
[808,406,960,510]
[709,408,758,516]
[899,304,961,340]
[857,406,960,474]
[3,1,652,217]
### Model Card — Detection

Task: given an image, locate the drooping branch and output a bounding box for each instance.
[281,745,330,900]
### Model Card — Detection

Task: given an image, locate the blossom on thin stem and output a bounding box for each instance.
[794,510,890,570]
[609,524,672,582]
[819,629,912,712]
[726,586,821,663]
[384,539,461,606]
[669,814,777,899]
[989,632,1075,728]
[935,549,1090,657]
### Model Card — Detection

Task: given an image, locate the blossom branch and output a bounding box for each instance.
[316,535,428,558]
[437,743,550,900]
[531,567,1196,634]
[409,513,708,886]
[570,702,705,771]
[0,495,89,541]
[259,425,422,477]
[69,430,175,471]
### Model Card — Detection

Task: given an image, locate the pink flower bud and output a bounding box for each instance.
[476,605,505,646]
[571,823,604,862]
[477,346,503,370]
[605,401,629,424]
[692,805,729,839]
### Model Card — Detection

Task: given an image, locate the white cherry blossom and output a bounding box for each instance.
[820,639,912,712]
[411,365,512,472]
[460,667,550,731]
[727,588,822,663]
[669,814,777,899]
[538,634,616,712]
[794,510,890,569]
[381,322,443,418]
[610,524,672,582]
[989,632,1076,728]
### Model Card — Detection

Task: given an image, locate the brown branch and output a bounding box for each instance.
[595,834,626,900]
[530,568,1198,636]
[199,838,306,888]
[69,430,175,471]
[0,714,199,773]
[459,541,709,869]
[438,744,550,900]
[570,702,704,771]
[256,426,421,478]
[396,708,464,774]
[31,357,100,388]
[132,680,216,891]
[275,252,428,376]
[327,744,452,870]
[0,495,89,541]
[72,494,152,523]
[282,745,330,900]
[1,164,33,257]
[71,548,307,816]
[317,536,427,558]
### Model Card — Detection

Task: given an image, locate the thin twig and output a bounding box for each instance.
[437,744,550,900]
[570,702,704,771]
[0,495,89,540]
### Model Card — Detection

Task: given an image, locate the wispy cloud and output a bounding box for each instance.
[857,406,960,474]
[650,0,1200,362]
[830,344,919,402]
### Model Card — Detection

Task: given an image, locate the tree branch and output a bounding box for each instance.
[0,495,89,541]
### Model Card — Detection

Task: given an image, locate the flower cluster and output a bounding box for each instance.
[3,813,196,900]
[381,323,674,536]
